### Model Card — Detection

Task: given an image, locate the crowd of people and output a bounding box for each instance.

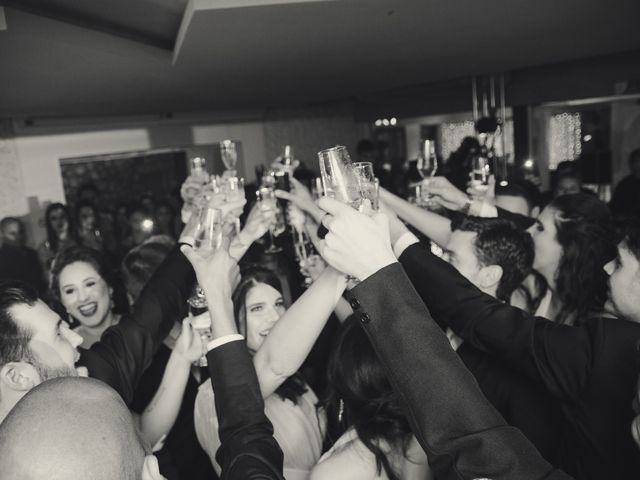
[0,143,639,480]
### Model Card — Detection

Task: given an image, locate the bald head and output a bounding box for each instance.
[0,377,147,480]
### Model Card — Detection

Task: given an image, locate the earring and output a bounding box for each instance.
[338,398,344,423]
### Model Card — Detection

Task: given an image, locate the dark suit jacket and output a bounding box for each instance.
[399,242,640,480]
[77,245,194,405]
[207,340,284,480]
[0,244,46,295]
[345,263,571,480]
[457,343,562,464]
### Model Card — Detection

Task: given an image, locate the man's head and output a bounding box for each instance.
[0,377,157,480]
[0,217,25,247]
[0,281,82,422]
[446,216,534,302]
[603,216,640,323]
[495,181,541,218]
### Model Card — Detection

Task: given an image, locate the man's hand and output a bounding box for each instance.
[276,177,324,223]
[180,244,239,305]
[317,197,397,281]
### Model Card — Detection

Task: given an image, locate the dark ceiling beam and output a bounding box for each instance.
[2,1,174,50]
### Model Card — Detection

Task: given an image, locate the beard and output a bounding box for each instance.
[32,358,78,381]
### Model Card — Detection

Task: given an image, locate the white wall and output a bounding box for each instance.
[10,120,266,246]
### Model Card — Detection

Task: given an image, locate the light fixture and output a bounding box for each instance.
[523,159,534,169]
[390,117,397,126]
[583,134,592,142]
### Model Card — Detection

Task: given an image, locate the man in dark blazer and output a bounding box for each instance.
[181,243,285,480]
[0,242,194,423]
[316,197,572,480]
[392,215,640,480]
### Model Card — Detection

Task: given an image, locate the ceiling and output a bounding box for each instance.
[0,0,639,119]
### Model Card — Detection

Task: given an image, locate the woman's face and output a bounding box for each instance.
[49,207,69,237]
[528,206,563,288]
[58,261,112,329]
[244,282,286,351]
[78,206,96,231]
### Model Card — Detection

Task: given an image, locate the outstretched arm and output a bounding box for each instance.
[316,197,571,480]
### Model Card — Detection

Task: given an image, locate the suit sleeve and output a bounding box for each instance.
[207,341,284,480]
[398,242,593,402]
[81,245,195,404]
[345,263,571,480]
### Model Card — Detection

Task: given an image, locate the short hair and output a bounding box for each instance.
[0,217,21,232]
[121,236,173,301]
[450,216,534,302]
[495,180,542,212]
[619,213,640,261]
[0,281,38,371]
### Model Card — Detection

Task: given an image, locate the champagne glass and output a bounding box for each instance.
[416,140,438,206]
[188,207,223,367]
[220,140,238,174]
[470,156,491,195]
[318,146,360,208]
[256,187,283,254]
[352,161,379,211]
[225,177,245,236]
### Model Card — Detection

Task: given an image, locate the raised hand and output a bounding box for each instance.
[174,316,206,364]
[317,197,397,281]
[425,177,470,211]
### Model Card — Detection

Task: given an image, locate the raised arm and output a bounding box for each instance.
[398,240,593,401]
[379,188,452,246]
[182,243,285,480]
[316,197,571,480]
[138,317,204,447]
[253,265,346,397]
[82,242,195,404]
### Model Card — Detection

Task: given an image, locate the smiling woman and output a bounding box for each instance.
[49,246,127,348]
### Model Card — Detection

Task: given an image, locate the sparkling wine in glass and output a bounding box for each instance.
[416,140,438,205]
[353,161,379,212]
[318,146,360,205]
[256,187,283,254]
[470,156,490,194]
[220,140,238,173]
[188,207,223,367]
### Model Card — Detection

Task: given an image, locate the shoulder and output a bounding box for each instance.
[312,429,383,480]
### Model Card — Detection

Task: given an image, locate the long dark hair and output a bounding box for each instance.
[550,193,616,325]
[232,266,307,404]
[322,317,412,480]
[44,203,74,253]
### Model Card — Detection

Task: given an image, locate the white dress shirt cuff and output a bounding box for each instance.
[470,200,498,218]
[206,334,245,352]
[393,231,420,258]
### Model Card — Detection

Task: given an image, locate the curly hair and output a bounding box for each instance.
[451,215,534,302]
[232,265,307,405]
[550,194,616,325]
[322,317,412,480]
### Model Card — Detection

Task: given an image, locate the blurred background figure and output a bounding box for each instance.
[0,217,45,295]
[37,203,77,275]
[610,148,640,221]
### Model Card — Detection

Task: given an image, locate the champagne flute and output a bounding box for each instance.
[318,146,360,208]
[225,177,245,236]
[470,156,491,195]
[416,140,438,206]
[188,207,223,367]
[220,140,238,174]
[256,187,283,254]
[352,161,379,211]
